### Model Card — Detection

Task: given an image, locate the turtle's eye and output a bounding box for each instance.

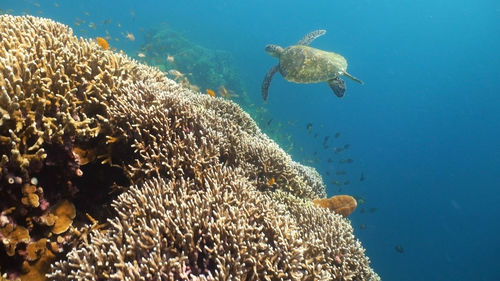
[265,45,274,53]
[265,45,280,58]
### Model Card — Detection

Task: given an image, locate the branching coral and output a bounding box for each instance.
[0,15,379,280]
[50,168,378,280]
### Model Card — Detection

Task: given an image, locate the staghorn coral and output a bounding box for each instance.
[0,15,379,280]
[50,168,379,280]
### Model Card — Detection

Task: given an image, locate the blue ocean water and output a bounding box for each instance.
[2,0,499,280]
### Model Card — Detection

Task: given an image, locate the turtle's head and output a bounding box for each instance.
[265,44,283,58]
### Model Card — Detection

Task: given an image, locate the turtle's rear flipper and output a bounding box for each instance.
[261,65,280,100]
[328,77,346,98]
[343,71,364,84]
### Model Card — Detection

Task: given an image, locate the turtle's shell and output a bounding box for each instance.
[279,45,347,83]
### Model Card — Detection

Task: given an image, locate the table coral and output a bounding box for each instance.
[0,15,380,281]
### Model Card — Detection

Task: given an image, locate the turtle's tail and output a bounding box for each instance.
[344,72,364,84]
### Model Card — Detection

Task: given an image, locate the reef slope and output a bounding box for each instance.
[0,15,380,281]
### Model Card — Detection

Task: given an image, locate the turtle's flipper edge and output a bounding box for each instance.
[297,30,326,46]
[328,77,346,98]
[261,65,280,100]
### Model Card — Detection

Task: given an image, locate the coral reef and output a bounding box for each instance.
[0,15,379,280]
[140,26,246,101]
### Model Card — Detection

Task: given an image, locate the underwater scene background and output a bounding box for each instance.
[1,0,499,280]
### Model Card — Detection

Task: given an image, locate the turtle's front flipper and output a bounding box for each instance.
[328,77,346,98]
[261,65,280,100]
[297,29,326,46]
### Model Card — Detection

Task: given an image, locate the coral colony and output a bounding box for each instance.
[0,15,379,280]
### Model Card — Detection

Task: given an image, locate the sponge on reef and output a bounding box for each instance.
[0,15,380,280]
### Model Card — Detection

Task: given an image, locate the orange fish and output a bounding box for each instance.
[96,37,109,50]
[267,177,275,186]
[206,89,216,97]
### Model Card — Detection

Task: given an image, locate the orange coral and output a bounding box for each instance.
[21,184,40,208]
[20,247,55,281]
[49,200,76,235]
[313,195,357,217]
[0,224,30,256]
[25,238,47,261]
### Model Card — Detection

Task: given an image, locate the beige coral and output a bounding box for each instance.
[0,15,379,280]
[50,168,379,280]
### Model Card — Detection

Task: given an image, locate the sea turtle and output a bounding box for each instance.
[261,29,363,100]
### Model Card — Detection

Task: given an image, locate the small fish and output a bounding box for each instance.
[96,37,109,50]
[344,144,350,149]
[206,89,216,97]
[137,52,146,58]
[126,32,135,41]
[327,158,333,163]
[360,224,367,229]
[325,171,330,176]
[267,119,273,126]
[267,177,275,186]
[53,2,59,7]
[334,147,343,154]
[360,172,365,181]
[334,132,341,138]
[313,133,318,138]
[218,85,231,99]
[130,9,136,19]
[83,11,90,16]
[117,22,122,28]
[336,170,346,175]
[306,123,313,133]
[102,18,111,25]
[33,2,40,7]
[346,158,353,163]
[168,69,183,79]
[166,55,174,63]
[88,22,97,30]
[323,136,330,144]
[369,207,377,213]
[395,245,404,253]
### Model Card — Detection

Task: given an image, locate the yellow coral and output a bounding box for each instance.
[50,200,76,235]
[0,225,30,256]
